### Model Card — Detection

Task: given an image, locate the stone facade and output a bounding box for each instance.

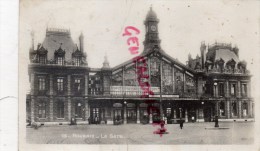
[26,7,254,125]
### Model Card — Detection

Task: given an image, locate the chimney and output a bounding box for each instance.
[200,41,206,69]
[79,32,84,51]
[31,31,34,50]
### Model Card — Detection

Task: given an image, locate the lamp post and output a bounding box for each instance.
[124,100,127,124]
[213,82,219,127]
[214,82,218,97]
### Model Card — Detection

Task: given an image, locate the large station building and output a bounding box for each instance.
[26,7,254,125]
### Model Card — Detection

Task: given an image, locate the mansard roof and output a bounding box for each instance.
[42,28,77,61]
[206,42,240,65]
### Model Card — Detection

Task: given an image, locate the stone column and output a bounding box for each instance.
[185,109,188,122]
[247,82,251,98]
[183,73,186,93]
[49,97,53,121]
[225,80,229,97]
[67,75,71,120]
[84,74,89,123]
[238,100,242,118]
[49,75,54,121]
[137,104,140,124]
[30,73,35,122]
[237,81,241,98]
[85,74,89,96]
[122,68,125,94]
[85,99,89,123]
[173,109,176,118]
[226,101,230,119]
[124,105,127,124]
[31,96,35,122]
[248,101,253,118]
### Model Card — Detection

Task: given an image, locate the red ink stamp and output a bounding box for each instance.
[123,26,168,137]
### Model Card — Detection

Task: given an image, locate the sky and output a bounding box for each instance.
[19,0,260,93]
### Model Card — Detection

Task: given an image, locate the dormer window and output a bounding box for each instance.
[57,57,64,65]
[72,45,83,67]
[226,58,236,73]
[36,45,48,64]
[54,44,66,65]
[39,55,46,64]
[75,57,81,66]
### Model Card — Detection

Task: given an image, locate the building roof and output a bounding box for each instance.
[146,7,158,21]
[215,49,239,65]
[42,28,77,61]
[206,42,240,66]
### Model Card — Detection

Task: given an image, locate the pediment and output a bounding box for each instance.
[112,50,196,77]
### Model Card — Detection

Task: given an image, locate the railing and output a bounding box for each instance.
[207,68,250,75]
[109,86,160,96]
[31,60,88,67]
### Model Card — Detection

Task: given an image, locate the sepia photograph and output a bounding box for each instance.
[18,0,260,150]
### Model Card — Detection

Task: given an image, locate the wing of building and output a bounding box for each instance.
[27,7,254,125]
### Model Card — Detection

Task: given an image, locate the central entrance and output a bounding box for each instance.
[113,103,123,124]
[140,103,149,124]
[92,108,100,124]
[126,103,136,123]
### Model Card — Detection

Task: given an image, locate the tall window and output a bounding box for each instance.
[241,83,247,97]
[166,108,171,117]
[150,57,160,87]
[219,101,225,116]
[162,62,173,94]
[231,102,237,117]
[242,102,248,117]
[75,57,81,66]
[231,84,236,96]
[74,79,81,92]
[39,55,46,64]
[219,83,224,97]
[57,57,64,65]
[38,77,45,91]
[38,102,46,118]
[57,78,64,92]
[57,101,64,118]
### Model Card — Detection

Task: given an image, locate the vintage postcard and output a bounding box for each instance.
[18,0,260,151]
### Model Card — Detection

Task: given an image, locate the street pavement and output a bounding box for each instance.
[26,122,254,144]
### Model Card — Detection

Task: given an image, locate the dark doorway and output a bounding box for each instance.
[91,108,100,124]
[204,107,212,122]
